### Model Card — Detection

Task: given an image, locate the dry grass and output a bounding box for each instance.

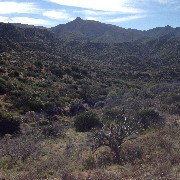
[0,123,179,180]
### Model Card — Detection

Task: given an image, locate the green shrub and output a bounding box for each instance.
[0,111,20,136]
[34,61,43,69]
[50,65,63,78]
[28,97,45,112]
[135,109,163,129]
[74,111,101,132]
[9,70,20,77]
[12,88,46,112]
[168,103,180,114]
[64,67,72,75]
[102,108,124,123]
[71,72,83,79]
[71,65,80,73]
[107,88,118,98]
[0,78,6,95]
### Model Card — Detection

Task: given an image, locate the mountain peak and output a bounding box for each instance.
[165,25,172,29]
[74,17,83,21]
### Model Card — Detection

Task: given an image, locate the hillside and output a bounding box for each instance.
[0,19,180,179]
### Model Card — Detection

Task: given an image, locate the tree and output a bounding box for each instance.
[90,115,141,164]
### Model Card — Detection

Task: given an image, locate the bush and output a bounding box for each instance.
[0,78,7,95]
[34,61,43,69]
[0,134,41,162]
[50,65,63,78]
[13,89,46,112]
[102,108,124,124]
[69,103,86,116]
[39,121,68,138]
[135,109,163,129]
[83,155,96,170]
[0,111,20,136]
[90,115,141,164]
[9,70,20,77]
[74,111,101,132]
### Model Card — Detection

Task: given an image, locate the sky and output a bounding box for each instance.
[0,0,179,30]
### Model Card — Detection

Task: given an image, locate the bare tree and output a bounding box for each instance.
[90,116,141,164]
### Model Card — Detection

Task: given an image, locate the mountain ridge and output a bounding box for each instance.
[1,18,180,44]
[50,17,180,43]
[0,19,179,67]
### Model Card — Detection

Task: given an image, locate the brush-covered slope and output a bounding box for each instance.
[0,20,179,115]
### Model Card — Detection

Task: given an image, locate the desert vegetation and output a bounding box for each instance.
[0,20,180,179]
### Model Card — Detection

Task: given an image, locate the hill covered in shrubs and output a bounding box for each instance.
[0,19,179,179]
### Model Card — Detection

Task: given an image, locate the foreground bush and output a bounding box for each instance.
[74,111,101,132]
[90,115,141,164]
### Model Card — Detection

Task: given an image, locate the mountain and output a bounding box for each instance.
[51,17,180,43]
[51,17,145,43]
[0,22,59,54]
[1,18,180,45]
[146,25,180,39]
[0,19,179,67]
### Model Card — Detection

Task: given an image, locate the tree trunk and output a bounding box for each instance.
[113,145,123,165]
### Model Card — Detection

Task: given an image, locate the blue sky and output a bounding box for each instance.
[0,0,179,30]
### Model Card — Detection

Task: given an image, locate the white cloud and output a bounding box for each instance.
[46,0,144,13]
[76,10,121,16]
[78,9,147,23]
[0,16,10,23]
[11,17,52,26]
[0,16,52,26]
[85,16,99,21]
[43,10,73,20]
[0,2,39,14]
[105,15,147,23]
